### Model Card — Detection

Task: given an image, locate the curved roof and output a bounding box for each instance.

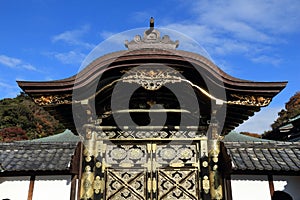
[17,48,286,135]
[17,27,287,136]
[18,49,286,96]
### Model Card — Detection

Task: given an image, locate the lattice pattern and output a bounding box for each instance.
[106,169,146,200]
[157,169,198,200]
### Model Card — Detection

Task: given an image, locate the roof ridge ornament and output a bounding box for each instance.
[125,17,179,50]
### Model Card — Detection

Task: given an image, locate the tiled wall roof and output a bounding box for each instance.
[0,142,77,172]
[224,141,300,172]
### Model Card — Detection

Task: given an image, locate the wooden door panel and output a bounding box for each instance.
[102,141,201,200]
[106,168,147,200]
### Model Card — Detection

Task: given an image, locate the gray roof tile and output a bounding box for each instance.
[224,141,300,172]
[0,142,77,172]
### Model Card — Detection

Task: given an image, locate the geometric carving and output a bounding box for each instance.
[106,169,146,200]
[96,130,201,139]
[98,140,206,199]
[158,169,198,200]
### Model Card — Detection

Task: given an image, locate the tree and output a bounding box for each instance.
[0,93,65,141]
[0,127,28,142]
[271,92,300,130]
[263,91,300,140]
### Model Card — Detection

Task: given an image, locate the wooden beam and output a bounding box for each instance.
[223,177,233,200]
[70,175,77,200]
[77,142,83,200]
[268,174,275,197]
[27,175,35,200]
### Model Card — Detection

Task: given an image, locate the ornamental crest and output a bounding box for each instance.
[121,67,182,90]
[125,18,179,50]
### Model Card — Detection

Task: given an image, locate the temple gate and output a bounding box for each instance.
[18,19,286,200]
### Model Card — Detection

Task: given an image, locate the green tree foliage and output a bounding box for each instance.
[0,93,64,141]
[271,91,300,130]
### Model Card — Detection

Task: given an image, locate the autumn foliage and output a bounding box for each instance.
[0,127,28,142]
[0,93,64,142]
[240,132,262,138]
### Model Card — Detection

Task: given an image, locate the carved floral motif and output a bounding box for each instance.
[227,94,271,106]
[122,68,182,90]
[33,94,72,105]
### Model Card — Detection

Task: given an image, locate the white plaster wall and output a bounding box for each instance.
[32,175,71,200]
[0,176,30,200]
[273,175,300,200]
[231,175,271,200]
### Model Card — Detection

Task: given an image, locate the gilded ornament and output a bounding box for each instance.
[202,175,210,194]
[212,157,218,163]
[202,161,208,168]
[152,178,157,193]
[122,67,182,91]
[33,94,72,105]
[85,166,91,172]
[213,164,218,170]
[119,162,134,168]
[228,94,271,106]
[179,148,193,159]
[128,148,143,160]
[95,162,101,168]
[169,162,184,167]
[147,178,152,193]
[110,148,127,160]
[160,148,176,160]
[80,169,94,199]
[85,156,92,162]
[93,176,104,194]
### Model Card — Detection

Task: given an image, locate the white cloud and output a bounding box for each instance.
[0,81,20,99]
[234,106,282,133]
[0,81,15,88]
[0,55,38,71]
[161,0,300,66]
[47,51,86,65]
[0,55,22,67]
[251,55,282,66]
[52,25,95,49]
[192,0,300,36]
[162,23,252,58]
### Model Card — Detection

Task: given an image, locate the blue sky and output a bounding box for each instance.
[0,0,299,133]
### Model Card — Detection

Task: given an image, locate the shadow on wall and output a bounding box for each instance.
[272,191,293,200]
[273,176,300,200]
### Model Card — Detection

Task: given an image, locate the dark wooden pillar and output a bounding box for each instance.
[70,174,77,200]
[27,175,35,200]
[268,174,274,197]
[223,177,233,200]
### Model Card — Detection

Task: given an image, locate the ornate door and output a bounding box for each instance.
[100,140,201,200]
